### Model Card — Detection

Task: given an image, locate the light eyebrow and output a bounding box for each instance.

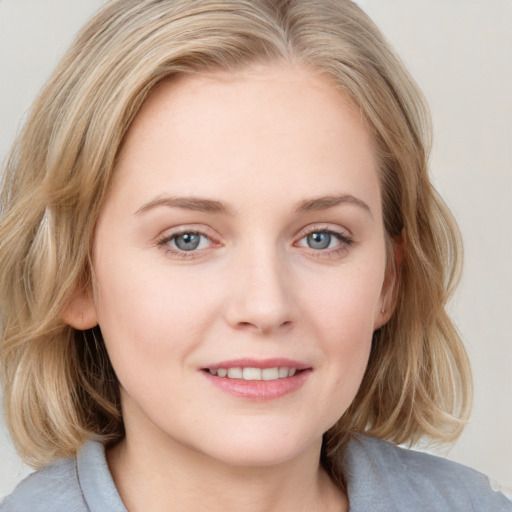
[135,196,233,215]
[295,194,373,217]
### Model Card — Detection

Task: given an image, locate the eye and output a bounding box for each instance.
[305,232,336,250]
[295,227,353,254]
[172,232,208,251]
[159,230,212,254]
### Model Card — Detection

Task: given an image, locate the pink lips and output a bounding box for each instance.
[201,358,311,400]
[204,357,310,371]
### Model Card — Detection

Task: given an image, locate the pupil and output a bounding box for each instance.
[307,232,330,250]
[175,233,200,251]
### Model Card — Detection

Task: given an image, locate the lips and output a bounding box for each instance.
[206,367,298,380]
[201,358,311,400]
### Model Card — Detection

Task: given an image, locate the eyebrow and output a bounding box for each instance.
[295,194,373,217]
[135,196,233,215]
[135,193,372,217]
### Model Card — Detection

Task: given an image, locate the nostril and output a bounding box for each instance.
[234,319,294,333]
[237,321,256,329]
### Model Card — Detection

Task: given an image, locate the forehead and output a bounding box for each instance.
[110,63,380,215]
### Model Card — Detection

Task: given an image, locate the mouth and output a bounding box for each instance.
[200,359,311,400]
[203,366,302,381]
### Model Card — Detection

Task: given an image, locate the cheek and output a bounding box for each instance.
[92,255,224,364]
[297,259,384,409]
[301,259,385,338]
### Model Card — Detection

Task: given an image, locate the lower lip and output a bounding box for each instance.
[202,370,310,400]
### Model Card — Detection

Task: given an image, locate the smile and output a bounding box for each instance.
[201,358,310,399]
[206,367,298,380]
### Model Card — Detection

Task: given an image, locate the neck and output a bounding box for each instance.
[107,414,347,512]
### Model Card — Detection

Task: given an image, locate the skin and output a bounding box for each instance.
[65,63,397,512]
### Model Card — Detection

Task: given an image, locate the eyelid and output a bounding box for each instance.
[295,223,353,242]
[156,223,218,241]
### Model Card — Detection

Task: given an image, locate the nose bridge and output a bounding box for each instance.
[224,237,295,334]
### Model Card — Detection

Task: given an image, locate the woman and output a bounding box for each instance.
[0,1,510,510]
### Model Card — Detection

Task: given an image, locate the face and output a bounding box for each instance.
[71,64,394,467]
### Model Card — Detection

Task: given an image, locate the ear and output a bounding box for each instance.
[374,231,405,330]
[61,285,98,330]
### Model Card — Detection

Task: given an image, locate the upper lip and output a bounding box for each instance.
[202,357,311,370]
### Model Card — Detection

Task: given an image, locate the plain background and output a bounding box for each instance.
[0,0,511,499]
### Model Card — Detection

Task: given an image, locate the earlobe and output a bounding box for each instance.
[61,286,98,330]
[374,302,393,331]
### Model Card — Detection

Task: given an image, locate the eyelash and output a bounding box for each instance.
[157,229,217,259]
[156,226,354,259]
[295,226,354,257]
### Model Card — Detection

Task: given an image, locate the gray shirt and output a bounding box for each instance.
[1,434,510,511]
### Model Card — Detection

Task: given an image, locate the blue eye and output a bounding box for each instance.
[296,228,353,254]
[306,232,333,250]
[169,232,210,251]
[174,233,200,251]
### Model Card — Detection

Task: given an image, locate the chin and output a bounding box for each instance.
[190,424,324,469]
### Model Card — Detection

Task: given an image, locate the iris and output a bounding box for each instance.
[307,232,332,250]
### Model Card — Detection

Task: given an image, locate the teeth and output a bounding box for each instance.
[208,367,299,381]
[278,367,289,378]
[243,367,261,380]
[262,368,279,381]
[227,367,243,379]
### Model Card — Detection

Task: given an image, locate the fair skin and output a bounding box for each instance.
[66,63,396,512]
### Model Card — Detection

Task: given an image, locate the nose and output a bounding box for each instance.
[223,245,297,335]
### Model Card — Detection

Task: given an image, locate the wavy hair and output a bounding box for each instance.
[0,0,471,469]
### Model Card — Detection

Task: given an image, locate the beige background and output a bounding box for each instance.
[1,0,511,499]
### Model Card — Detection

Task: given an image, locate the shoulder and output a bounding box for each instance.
[0,456,86,512]
[339,434,512,512]
[0,440,126,512]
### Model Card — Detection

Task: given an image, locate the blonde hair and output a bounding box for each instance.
[0,0,471,469]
